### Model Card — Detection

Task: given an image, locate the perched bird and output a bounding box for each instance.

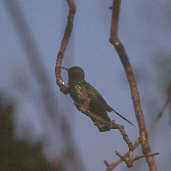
[61,66,134,132]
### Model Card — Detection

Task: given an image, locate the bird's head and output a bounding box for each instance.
[61,66,85,84]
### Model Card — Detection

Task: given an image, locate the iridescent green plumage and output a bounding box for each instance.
[61,66,134,132]
[69,81,111,123]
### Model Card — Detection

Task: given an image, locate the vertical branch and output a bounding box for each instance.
[55,0,76,94]
[110,0,157,170]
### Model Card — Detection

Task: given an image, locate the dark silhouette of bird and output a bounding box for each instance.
[61,66,134,132]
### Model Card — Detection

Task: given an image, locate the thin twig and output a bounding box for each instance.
[155,97,171,120]
[109,0,157,170]
[104,138,140,170]
[76,103,134,150]
[150,97,171,132]
[133,152,160,162]
[55,0,76,94]
[115,151,133,168]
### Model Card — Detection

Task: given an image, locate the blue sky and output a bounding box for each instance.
[1,0,171,170]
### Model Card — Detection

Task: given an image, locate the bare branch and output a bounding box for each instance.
[115,151,133,168]
[55,0,159,170]
[104,138,140,170]
[109,0,158,170]
[75,103,134,151]
[55,0,76,94]
[133,153,160,162]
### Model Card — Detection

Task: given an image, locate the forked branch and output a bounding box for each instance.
[108,0,158,170]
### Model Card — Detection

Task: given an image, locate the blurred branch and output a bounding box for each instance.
[4,0,60,118]
[150,97,171,132]
[155,97,171,120]
[0,93,64,171]
[55,0,76,94]
[108,0,158,170]
[4,0,84,170]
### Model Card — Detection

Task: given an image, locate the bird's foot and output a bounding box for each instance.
[94,121,101,127]
[94,122,111,132]
[94,122,105,128]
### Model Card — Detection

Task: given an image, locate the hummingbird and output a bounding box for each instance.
[61,66,134,132]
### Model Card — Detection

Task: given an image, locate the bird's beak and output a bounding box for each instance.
[60,66,69,71]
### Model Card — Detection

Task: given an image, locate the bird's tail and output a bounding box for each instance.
[111,108,135,126]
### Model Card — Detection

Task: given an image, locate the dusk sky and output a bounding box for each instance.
[1,0,171,170]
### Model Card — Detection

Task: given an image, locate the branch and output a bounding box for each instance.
[155,97,171,120]
[104,138,140,170]
[55,0,159,170]
[75,103,134,152]
[109,0,157,170]
[150,97,171,132]
[55,0,76,94]
[133,152,160,162]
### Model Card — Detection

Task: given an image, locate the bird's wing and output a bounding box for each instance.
[84,82,134,126]
[84,82,112,111]
[83,82,111,121]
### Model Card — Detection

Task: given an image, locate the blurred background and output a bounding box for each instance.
[1,0,171,170]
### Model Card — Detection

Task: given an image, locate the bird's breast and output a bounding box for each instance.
[69,83,91,105]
